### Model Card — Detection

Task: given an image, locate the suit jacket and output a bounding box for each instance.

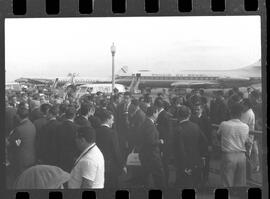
[174,120,208,170]
[209,99,230,125]
[129,108,146,148]
[190,114,212,145]
[37,119,61,165]
[95,125,123,174]
[8,119,36,174]
[116,102,132,149]
[55,120,78,172]
[139,118,161,158]
[5,106,19,137]
[74,115,92,127]
[156,110,173,155]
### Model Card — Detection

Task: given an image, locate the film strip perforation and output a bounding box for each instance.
[49,191,62,199]
[11,0,261,16]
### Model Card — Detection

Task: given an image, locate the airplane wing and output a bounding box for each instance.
[171,80,219,88]
[15,78,53,85]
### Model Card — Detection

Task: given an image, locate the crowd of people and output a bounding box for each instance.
[5,85,263,189]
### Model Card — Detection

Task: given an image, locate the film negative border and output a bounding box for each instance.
[0,0,266,17]
[0,0,268,199]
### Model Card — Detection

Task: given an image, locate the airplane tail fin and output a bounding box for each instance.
[117,66,129,75]
[51,78,59,88]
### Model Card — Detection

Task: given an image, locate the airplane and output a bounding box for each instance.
[115,60,262,90]
[14,73,111,88]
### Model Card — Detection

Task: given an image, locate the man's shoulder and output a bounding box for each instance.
[84,146,104,162]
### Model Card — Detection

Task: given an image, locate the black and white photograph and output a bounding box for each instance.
[5,16,264,189]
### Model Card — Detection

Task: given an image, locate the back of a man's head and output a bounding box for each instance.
[40,103,52,115]
[177,105,191,120]
[229,103,244,119]
[17,102,29,119]
[77,126,96,144]
[49,105,59,117]
[65,105,77,119]
[154,97,164,108]
[80,103,91,116]
[98,109,113,124]
[146,106,158,117]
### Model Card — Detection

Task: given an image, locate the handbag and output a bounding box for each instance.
[126,148,141,166]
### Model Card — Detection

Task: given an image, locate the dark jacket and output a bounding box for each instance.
[95,125,123,174]
[156,109,173,155]
[174,120,208,170]
[55,120,78,172]
[74,115,92,127]
[5,106,19,137]
[37,118,61,165]
[8,119,36,175]
[209,99,230,125]
[129,108,146,148]
[139,118,161,158]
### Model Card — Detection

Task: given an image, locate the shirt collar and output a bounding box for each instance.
[179,118,189,124]
[148,117,155,124]
[230,119,241,122]
[20,118,29,124]
[82,115,88,120]
[158,108,164,115]
[101,123,110,128]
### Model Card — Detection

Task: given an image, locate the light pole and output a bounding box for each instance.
[111,43,116,91]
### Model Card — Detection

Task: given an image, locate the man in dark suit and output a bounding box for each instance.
[190,103,212,185]
[29,100,43,122]
[34,103,51,160]
[5,96,19,137]
[116,92,132,157]
[128,99,146,150]
[95,110,125,188]
[154,97,173,186]
[55,105,78,172]
[174,106,208,187]
[37,105,61,165]
[75,103,93,127]
[138,106,166,188]
[209,91,230,125]
[7,102,36,177]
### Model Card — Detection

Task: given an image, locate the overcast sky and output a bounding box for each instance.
[5,16,261,82]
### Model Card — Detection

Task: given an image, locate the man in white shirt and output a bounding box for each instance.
[68,126,104,189]
[217,103,251,187]
[241,99,255,131]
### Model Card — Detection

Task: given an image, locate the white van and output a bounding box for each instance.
[76,83,126,98]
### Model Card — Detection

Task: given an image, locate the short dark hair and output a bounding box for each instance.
[177,105,191,120]
[144,95,152,104]
[154,97,164,108]
[65,105,77,119]
[131,99,140,107]
[242,98,253,109]
[98,110,113,124]
[80,103,91,116]
[77,126,96,143]
[229,103,244,118]
[49,105,59,116]
[146,106,158,117]
[40,103,52,115]
[17,102,29,119]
